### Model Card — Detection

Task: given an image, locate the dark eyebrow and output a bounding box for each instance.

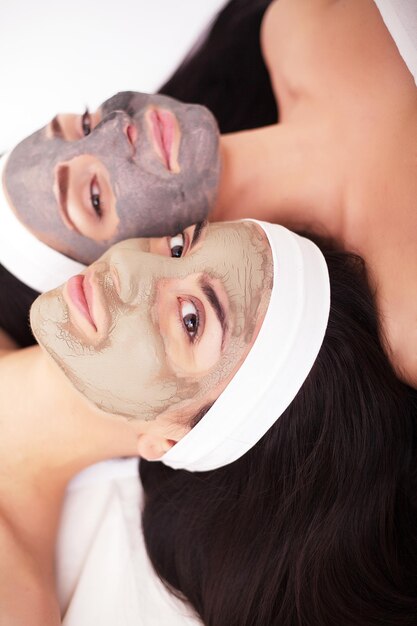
[189,220,207,251]
[50,116,63,138]
[57,165,69,217]
[199,276,227,346]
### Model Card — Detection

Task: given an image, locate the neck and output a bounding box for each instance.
[0,345,141,608]
[0,345,140,582]
[211,122,344,238]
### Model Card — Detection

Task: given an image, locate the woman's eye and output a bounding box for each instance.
[90,176,102,218]
[81,108,92,137]
[169,234,184,258]
[181,300,199,340]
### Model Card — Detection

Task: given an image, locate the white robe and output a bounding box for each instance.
[57,459,201,626]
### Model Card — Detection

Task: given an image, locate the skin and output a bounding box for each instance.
[211,0,417,387]
[0,343,161,626]
[3,91,220,265]
[30,221,273,420]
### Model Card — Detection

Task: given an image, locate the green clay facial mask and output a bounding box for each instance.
[30,222,272,420]
[4,92,220,265]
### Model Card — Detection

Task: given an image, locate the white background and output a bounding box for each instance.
[0,0,226,153]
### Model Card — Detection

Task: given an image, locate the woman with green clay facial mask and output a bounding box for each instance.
[3,218,415,626]
[0,219,275,623]
[3,91,220,265]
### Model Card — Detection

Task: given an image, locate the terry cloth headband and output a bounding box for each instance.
[160,220,331,472]
[0,152,85,293]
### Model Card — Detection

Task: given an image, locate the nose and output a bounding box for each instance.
[89,110,134,156]
[107,242,172,305]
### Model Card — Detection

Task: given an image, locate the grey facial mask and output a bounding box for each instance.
[4,91,220,265]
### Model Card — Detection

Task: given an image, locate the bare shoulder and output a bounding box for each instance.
[0,516,60,626]
[261,0,409,102]
[261,0,342,58]
[260,0,356,103]
[261,0,329,67]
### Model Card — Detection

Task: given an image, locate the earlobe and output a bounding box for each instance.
[137,434,176,460]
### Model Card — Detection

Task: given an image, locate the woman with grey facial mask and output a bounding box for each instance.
[0,218,416,625]
[162,0,417,391]
[0,90,220,347]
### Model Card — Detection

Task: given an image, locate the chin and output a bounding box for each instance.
[29,294,45,345]
[29,289,65,346]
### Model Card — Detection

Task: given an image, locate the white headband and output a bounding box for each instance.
[160,220,331,472]
[0,152,85,293]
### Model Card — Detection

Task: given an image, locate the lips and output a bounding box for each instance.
[149,108,175,170]
[67,274,96,330]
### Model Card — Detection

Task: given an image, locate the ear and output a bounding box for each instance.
[137,434,177,460]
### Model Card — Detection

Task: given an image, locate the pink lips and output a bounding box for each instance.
[150,109,175,170]
[67,275,96,330]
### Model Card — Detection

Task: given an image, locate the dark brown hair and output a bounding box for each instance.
[159,0,277,134]
[151,6,417,621]
[140,246,417,625]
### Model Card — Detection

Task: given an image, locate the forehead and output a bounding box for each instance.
[114,220,273,328]
[117,220,271,274]
[199,221,273,332]
[115,220,272,288]
[199,220,270,259]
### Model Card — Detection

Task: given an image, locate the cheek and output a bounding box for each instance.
[95,310,175,402]
[112,170,149,227]
[186,334,250,413]
[61,329,173,418]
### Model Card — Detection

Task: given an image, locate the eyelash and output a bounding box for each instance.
[81,107,92,137]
